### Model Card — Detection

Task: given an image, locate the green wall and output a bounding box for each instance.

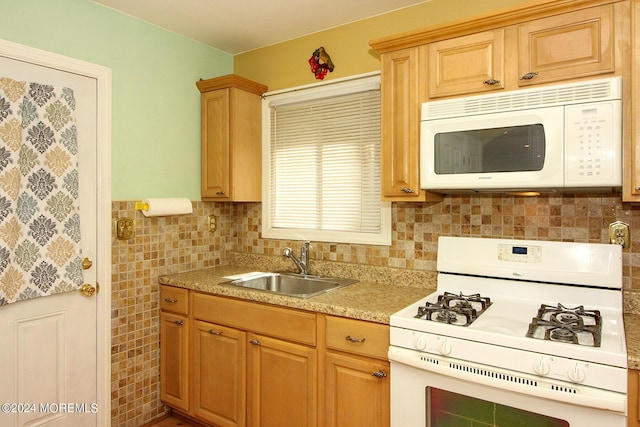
[0,0,232,200]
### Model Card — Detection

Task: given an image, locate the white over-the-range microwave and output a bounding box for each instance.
[420,76,622,194]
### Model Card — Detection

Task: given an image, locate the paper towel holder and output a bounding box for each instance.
[135,201,149,211]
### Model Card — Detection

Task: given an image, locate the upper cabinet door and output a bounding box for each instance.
[428,29,505,98]
[381,47,422,199]
[517,4,614,87]
[201,88,231,200]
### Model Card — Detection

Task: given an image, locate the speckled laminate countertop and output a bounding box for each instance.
[158,265,434,324]
[160,265,640,368]
[625,314,640,370]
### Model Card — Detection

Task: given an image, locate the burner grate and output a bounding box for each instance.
[526,304,602,347]
[414,292,492,326]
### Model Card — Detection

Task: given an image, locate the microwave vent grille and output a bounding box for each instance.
[423,77,622,120]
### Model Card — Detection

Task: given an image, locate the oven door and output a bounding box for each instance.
[390,346,626,427]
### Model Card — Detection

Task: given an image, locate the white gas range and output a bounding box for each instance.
[389,236,626,427]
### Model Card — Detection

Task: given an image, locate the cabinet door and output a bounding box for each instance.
[517,4,614,87]
[629,370,640,427]
[191,320,246,427]
[428,29,505,98]
[201,88,231,199]
[248,334,317,427]
[324,352,390,427]
[381,48,422,199]
[160,312,189,411]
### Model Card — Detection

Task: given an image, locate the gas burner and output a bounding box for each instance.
[526,303,602,347]
[414,292,492,326]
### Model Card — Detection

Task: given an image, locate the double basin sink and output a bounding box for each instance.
[222,272,358,299]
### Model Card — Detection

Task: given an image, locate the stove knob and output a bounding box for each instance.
[533,358,550,376]
[414,335,427,351]
[438,340,452,356]
[567,365,586,383]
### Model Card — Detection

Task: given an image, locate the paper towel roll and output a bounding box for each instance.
[141,198,193,217]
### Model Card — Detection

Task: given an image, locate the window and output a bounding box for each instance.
[262,73,391,245]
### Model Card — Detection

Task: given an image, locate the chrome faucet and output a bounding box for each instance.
[282,241,310,275]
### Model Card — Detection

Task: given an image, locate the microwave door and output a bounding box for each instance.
[420,107,565,191]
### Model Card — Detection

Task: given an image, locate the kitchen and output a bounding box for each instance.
[2,0,640,426]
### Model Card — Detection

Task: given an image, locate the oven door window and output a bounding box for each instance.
[433,124,545,174]
[428,388,569,426]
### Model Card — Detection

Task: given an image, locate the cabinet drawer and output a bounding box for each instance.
[324,316,389,360]
[160,285,189,315]
[192,293,316,346]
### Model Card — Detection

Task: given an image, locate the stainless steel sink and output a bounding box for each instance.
[222,273,358,299]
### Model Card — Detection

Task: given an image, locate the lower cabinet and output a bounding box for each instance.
[321,315,390,427]
[160,287,389,427]
[160,286,190,412]
[248,333,317,427]
[191,320,246,427]
[629,369,640,427]
[324,352,389,427]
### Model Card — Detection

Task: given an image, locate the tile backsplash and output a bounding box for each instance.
[111,193,640,425]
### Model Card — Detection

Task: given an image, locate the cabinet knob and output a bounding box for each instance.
[400,188,415,194]
[519,71,539,81]
[345,335,366,343]
[371,370,388,378]
[483,79,500,85]
[249,339,261,345]
[208,329,223,335]
[174,320,184,326]
[164,298,178,303]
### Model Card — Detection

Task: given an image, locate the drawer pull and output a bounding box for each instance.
[483,78,500,85]
[519,71,539,81]
[400,188,415,194]
[372,370,387,379]
[216,191,225,195]
[208,329,223,335]
[345,335,366,343]
[174,320,184,326]
[164,298,178,303]
[249,339,261,345]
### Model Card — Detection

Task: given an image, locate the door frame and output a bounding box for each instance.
[0,38,112,426]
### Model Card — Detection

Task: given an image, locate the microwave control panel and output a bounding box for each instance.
[564,101,621,187]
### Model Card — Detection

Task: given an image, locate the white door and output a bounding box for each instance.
[0,41,111,426]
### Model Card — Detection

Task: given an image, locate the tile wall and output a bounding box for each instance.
[110,193,640,425]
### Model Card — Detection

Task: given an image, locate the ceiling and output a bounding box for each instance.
[92,0,431,54]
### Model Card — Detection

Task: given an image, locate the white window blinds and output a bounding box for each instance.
[262,74,391,245]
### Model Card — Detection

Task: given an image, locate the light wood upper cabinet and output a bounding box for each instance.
[380,48,441,202]
[197,75,267,202]
[427,30,505,98]
[516,4,614,87]
[627,0,640,202]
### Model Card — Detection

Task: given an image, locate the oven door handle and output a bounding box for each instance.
[388,346,626,414]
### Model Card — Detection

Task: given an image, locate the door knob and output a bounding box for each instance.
[79,284,97,297]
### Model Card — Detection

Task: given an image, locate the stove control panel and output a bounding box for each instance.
[391,327,625,393]
[498,243,542,263]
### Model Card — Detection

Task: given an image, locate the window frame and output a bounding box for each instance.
[261,72,391,246]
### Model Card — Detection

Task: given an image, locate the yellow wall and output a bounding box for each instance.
[234,0,533,91]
